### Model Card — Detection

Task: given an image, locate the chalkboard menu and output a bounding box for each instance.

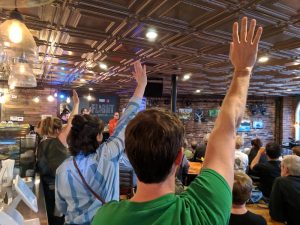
[79,95,119,124]
[90,96,119,123]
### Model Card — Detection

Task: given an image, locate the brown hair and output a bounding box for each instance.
[125,109,185,183]
[41,117,62,136]
[68,114,104,156]
[251,138,262,151]
[292,146,300,157]
[232,171,253,205]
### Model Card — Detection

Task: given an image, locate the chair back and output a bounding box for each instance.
[120,168,134,199]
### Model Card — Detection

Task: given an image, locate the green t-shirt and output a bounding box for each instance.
[92,169,232,225]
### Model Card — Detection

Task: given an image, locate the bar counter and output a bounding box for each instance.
[1,174,48,225]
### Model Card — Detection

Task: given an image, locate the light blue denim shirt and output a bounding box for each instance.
[55,96,142,225]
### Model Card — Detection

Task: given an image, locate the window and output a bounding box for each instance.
[295,102,300,140]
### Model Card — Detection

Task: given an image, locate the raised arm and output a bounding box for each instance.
[250,146,265,170]
[203,17,263,189]
[58,90,79,146]
[97,61,147,159]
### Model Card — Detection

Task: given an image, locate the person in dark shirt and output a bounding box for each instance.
[250,142,281,198]
[229,171,267,225]
[269,155,300,225]
[193,133,210,162]
[248,138,268,175]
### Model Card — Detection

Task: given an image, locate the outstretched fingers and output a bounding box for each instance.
[247,19,256,44]
[253,26,263,47]
[240,17,247,42]
[232,22,239,44]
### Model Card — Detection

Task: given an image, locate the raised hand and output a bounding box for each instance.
[230,17,263,72]
[132,60,147,88]
[72,90,79,105]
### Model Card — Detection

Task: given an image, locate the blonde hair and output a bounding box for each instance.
[282,155,300,176]
[235,135,244,149]
[232,171,253,205]
[41,117,62,136]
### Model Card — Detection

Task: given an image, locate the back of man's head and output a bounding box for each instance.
[281,155,300,176]
[232,171,252,205]
[265,142,281,159]
[292,146,300,157]
[125,109,185,183]
[235,135,244,149]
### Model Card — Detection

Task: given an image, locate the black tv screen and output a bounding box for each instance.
[144,78,163,97]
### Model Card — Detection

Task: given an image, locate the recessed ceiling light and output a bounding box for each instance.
[61,67,65,70]
[258,56,269,63]
[183,73,191,81]
[195,89,201,93]
[89,88,93,91]
[87,95,92,101]
[80,78,86,82]
[66,97,71,103]
[99,62,108,70]
[287,89,292,92]
[146,29,158,41]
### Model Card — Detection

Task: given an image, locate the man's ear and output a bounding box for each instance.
[175,147,184,166]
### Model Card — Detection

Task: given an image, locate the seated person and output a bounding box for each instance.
[183,139,194,160]
[269,155,300,225]
[92,17,263,225]
[229,171,267,225]
[234,135,248,172]
[176,154,189,183]
[250,142,281,198]
[193,133,210,162]
[248,138,267,175]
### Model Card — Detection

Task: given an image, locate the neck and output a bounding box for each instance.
[231,203,247,215]
[130,171,176,203]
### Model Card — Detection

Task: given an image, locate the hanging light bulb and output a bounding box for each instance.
[0,10,37,62]
[8,21,22,43]
[47,95,54,102]
[54,92,58,97]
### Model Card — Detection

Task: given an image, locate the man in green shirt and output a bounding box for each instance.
[92,17,262,225]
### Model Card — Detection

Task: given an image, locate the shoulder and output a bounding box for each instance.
[56,157,72,174]
[92,201,122,223]
[246,211,267,224]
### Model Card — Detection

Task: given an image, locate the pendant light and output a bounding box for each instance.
[0,0,54,8]
[0,9,37,62]
[8,61,37,87]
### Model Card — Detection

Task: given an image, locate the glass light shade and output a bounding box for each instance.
[8,63,37,87]
[0,0,54,8]
[0,19,37,62]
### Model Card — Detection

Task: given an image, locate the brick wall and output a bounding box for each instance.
[119,94,277,148]
[0,88,58,126]
[282,96,298,143]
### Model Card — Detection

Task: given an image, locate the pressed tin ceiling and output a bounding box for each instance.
[0,0,300,96]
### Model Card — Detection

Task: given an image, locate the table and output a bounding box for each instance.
[247,204,285,225]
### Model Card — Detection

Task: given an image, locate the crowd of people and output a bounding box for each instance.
[33,17,300,225]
